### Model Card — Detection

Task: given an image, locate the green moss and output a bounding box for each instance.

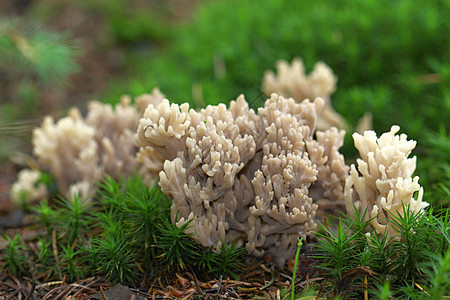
[108,0,448,140]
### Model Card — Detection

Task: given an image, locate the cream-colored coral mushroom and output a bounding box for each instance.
[244,94,323,266]
[29,91,164,200]
[85,97,140,177]
[135,88,166,112]
[307,128,349,215]
[10,169,48,206]
[262,58,336,101]
[131,88,166,185]
[142,99,256,248]
[344,125,429,237]
[135,99,191,159]
[33,108,98,197]
[136,93,341,267]
[262,58,348,131]
[135,146,165,186]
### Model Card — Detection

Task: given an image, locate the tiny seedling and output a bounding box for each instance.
[291,237,303,300]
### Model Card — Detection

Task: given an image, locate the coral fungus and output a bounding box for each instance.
[14,88,165,201]
[136,93,347,265]
[344,125,429,237]
[262,58,347,131]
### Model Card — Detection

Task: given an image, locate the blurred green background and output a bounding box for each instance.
[0,0,448,207]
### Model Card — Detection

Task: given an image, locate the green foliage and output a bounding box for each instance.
[424,248,450,299]
[55,194,92,245]
[212,241,246,280]
[1,234,27,277]
[315,219,352,281]
[90,228,138,285]
[315,204,450,298]
[0,18,79,87]
[371,281,393,300]
[32,199,55,231]
[291,238,303,299]
[315,208,373,289]
[77,0,170,44]
[35,237,58,279]
[156,218,200,270]
[365,230,392,278]
[124,178,171,264]
[389,207,434,281]
[428,209,450,255]
[198,242,246,280]
[109,0,449,137]
[97,175,127,214]
[59,244,85,282]
[418,127,450,207]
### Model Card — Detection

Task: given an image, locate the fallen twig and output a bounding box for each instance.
[23,281,36,300]
[99,285,109,300]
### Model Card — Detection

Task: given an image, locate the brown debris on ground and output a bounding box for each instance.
[0,237,326,299]
[0,269,321,299]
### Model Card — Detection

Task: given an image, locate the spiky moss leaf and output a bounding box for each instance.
[0,18,79,87]
[124,176,171,267]
[59,244,86,282]
[55,193,93,245]
[91,231,138,285]
[31,199,56,233]
[424,248,450,299]
[389,206,437,281]
[1,234,27,277]
[156,218,202,270]
[211,241,246,280]
[314,218,362,281]
[96,175,127,215]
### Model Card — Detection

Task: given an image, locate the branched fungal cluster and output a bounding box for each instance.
[11,59,428,264]
[12,89,165,201]
[344,125,429,238]
[136,93,347,265]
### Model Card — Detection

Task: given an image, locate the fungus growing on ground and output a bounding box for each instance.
[33,107,98,198]
[10,169,48,206]
[344,125,429,237]
[262,58,347,131]
[136,93,348,266]
[11,88,165,201]
[11,82,429,267]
